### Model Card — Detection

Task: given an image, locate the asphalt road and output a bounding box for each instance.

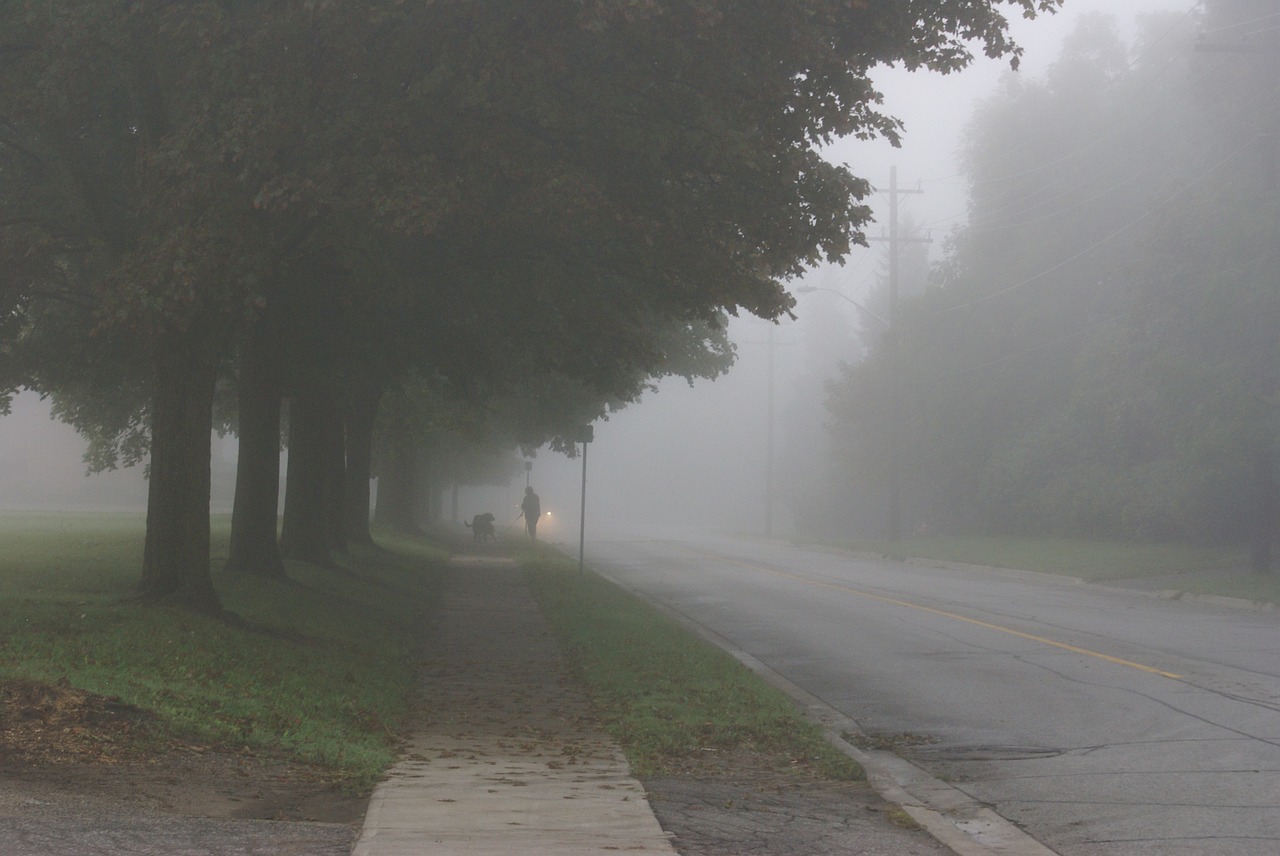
[583,532,1280,856]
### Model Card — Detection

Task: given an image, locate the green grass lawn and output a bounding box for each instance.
[521,545,861,781]
[3,513,861,793]
[832,535,1240,580]
[1174,572,1280,605]
[0,513,445,790]
[830,534,1280,604]
[8,512,1270,798]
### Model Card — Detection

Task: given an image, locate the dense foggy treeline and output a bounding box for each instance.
[814,2,1280,554]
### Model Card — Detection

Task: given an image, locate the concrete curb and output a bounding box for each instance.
[594,566,1061,856]
[1089,582,1279,612]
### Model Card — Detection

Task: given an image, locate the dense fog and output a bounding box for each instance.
[494,0,1209,544]
[5,0,1259,555]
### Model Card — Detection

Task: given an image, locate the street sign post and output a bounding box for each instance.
[576,425,593,574]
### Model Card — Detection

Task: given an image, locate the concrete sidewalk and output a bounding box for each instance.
[350,556,676,856]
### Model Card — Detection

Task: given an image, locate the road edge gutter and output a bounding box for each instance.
[593,566,1061,856]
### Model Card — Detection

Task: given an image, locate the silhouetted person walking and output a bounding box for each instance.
[520,486,541,540]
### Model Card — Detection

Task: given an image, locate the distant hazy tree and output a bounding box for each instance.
[826,4,1280,549]
[368,312,736,535]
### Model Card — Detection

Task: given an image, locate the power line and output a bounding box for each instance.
[960,87,1270,235]
[939,137,1255,315]
[945,312,1125,377]
[1128,1,1206,66]
[857,4,1226,265]
[943,235,1260,380]
[965,152,1168,235]
[917,65,1187,231]
[1199,7,1280,37]
[914,1,1205,191]
[927,3,1279,367]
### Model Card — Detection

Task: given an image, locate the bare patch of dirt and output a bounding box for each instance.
[0,678,362,822]
[0,679,155,767]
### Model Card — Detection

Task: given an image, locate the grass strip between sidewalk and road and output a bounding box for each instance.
[0,512,445,791]
[832,534,1280,604]
[520,545,862,782]
[833,535,1242,581]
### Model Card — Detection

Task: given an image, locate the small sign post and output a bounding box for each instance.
[576,425,593,575]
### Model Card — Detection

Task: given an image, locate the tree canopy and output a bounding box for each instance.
[0,0,1060,608]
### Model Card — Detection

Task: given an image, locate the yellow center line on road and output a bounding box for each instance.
[672,544,1183,680]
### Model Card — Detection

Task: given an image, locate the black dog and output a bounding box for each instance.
[464,512,496,542]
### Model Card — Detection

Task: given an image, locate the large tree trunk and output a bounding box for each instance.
[373,436,422,534]
[139,338,220,612]
[324,401,347,557]
[225,318,285,578]
[424,455,444,526]
[343,385,381,546]
[279,387,342,566]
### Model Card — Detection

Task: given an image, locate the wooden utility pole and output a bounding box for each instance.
[765,324,776,537]
[758,325,794,538]
[870,167,928,541]
[577,425,593,574]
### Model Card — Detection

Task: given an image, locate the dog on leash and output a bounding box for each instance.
[465,512,497,542]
